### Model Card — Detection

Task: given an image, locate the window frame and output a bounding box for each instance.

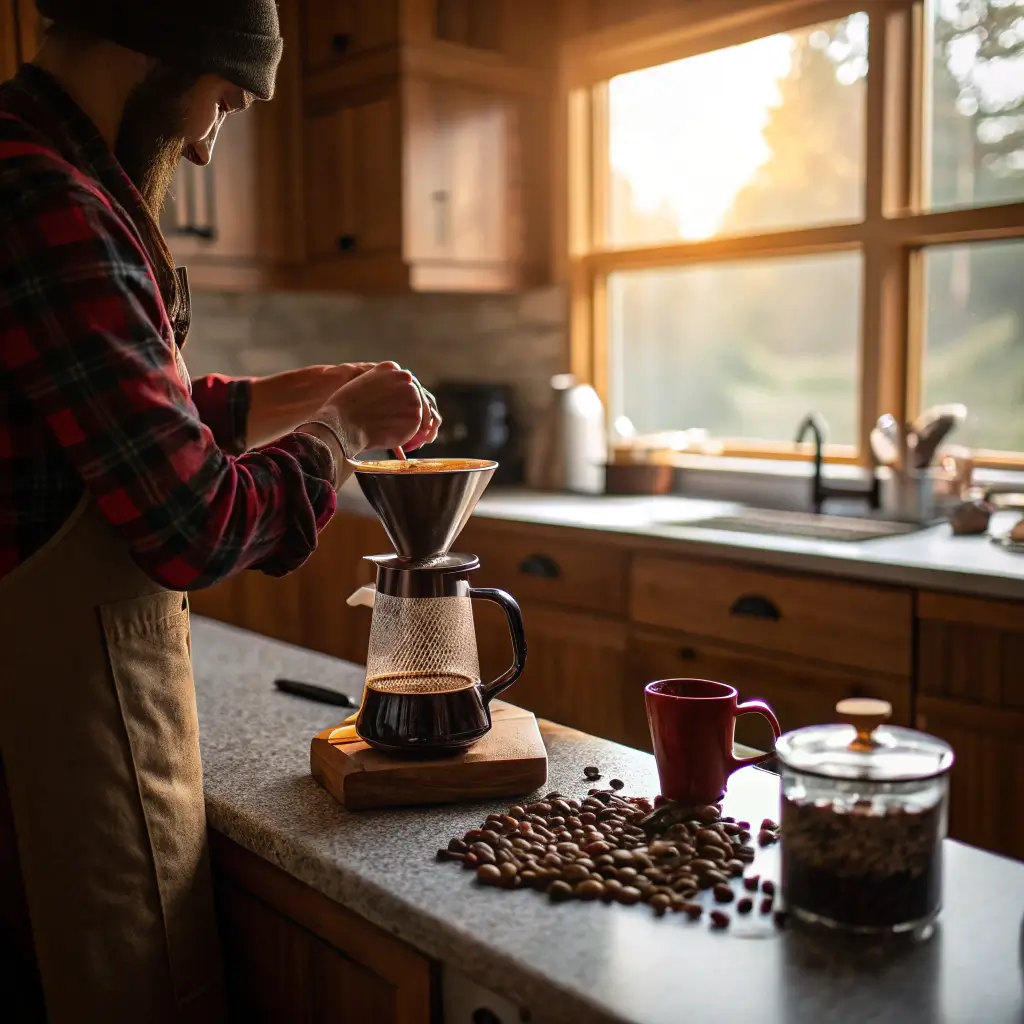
[559,0,1024,466]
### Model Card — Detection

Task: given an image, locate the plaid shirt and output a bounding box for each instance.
[0,65,336,588]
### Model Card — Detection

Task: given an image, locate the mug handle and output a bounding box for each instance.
[729,699,782,770]
[468,588,528,702]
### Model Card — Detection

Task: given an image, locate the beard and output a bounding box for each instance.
[115,64,197,215]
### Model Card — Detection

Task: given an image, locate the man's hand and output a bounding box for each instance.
[246,363,374,449]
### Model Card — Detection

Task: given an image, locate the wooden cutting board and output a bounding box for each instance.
[310,701,548,811]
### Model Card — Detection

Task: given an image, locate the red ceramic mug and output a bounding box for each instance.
[644,678,781,804]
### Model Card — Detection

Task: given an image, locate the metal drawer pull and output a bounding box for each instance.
[337,234,358,251]
[518,554,560,579]
[729,594,781,621]
[331,33,351,53]
[678,646,698,661]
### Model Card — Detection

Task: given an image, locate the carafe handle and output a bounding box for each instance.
[468,588,527,702]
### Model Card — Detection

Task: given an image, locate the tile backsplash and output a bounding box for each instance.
[183,286,569,447]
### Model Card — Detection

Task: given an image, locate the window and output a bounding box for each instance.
[565,0,1024,464]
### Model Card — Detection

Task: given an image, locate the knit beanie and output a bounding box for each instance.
[35,0,283,100]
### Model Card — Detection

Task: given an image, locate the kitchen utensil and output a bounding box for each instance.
[526,373,606,494]
[910,404,967,468]
[354,457,496,561]
[311,700,547,810]
[422,382,522,486]
[644,678,781,804]
[775,698,954,935]
[869,426,899,467]
[351,458,527,756]
[876,414,906,469]
[881,467,945,523]
[274,678,358,708]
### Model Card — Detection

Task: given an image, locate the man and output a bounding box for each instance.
[0,2,440,1021]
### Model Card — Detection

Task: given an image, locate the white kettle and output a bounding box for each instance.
[527,373,606,494]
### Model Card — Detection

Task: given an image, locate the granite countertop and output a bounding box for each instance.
[336,479,1024,601]
[193,618,1024,1024]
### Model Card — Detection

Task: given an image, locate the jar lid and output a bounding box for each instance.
[775,699,955,782]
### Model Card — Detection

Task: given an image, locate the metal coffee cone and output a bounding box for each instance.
[354,459,497,560]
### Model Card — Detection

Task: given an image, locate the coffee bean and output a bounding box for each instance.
[736,820,751,830]
[672,876,699,894]
[576,879,604,901]
[688,858,718,874]
[533,826,556,843]
[650,893,671,916]
[561,863,590,883]
[698,846,727,863]
[615,867,638,883]
[609,778,625,790]
[548,881,573,902]
[710,910,730,929]
[722,822,742,836]
[436,849,464,862]
[761,880,776,896]
[761,818,778,832]
[544,791,564,801]
[696,828,724,846]
[508,805,526,819]
[726,860,745,877]
[647,841,677,859]
[527,802,553,815]
[470,843,496,864]
[551,799,573,816]
[499,862,519,882]
[713,884,734,903]
[482,821,503,834]
[556,842,580,856]
[760,897,774,915]
[548,817,566,828]
[584,766,601,779]
[737,897,753,914]
[738,830,752,843]
[477,864,502,886]
[615,886,643,905]
[680,902,703,920]
[495,850,514,865]
[565,816,582,829]
[743,875,760,891]
[462,853,479,870]
[448,837,469,853]
[695,805,721,823]
[757,830,777,847]
[583,840,611,855]
[702,869,729,888]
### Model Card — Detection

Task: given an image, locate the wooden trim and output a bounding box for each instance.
[890,202,1024,246]
[590,83,609,251]
[917,695,1024,737]
[568,260,594,383]
[565,0,869,88]
[209,833,433,1024]
[918,591,1024,634]
[582,222,866,273]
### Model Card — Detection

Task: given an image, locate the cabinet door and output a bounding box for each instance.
[628,628,911,754]
[304,0,400,73]
[917,591,1024,859]
[475,600,632,745]
[0,0,19,80]
[306,83,403,260]
[404,78,518,267]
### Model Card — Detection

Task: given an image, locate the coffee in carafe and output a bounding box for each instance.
[351,459,527,756]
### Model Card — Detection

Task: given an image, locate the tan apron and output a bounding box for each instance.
[0,280,226,1022]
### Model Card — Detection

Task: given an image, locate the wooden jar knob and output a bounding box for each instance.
[836,697,892,751]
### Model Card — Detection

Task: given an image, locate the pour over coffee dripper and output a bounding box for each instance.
[351,458,527,756]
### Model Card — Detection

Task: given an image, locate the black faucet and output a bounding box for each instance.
[795,412,880,515]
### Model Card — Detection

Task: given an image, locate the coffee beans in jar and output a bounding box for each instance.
[775,699,954,935]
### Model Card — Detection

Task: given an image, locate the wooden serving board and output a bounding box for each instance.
[310,701,548,811]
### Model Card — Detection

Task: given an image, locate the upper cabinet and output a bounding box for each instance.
[167,0,554,295]
[1,0,45,79]
[296,0,552,293]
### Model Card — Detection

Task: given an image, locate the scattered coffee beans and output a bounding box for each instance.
[583,766,601,780]
[437,782,776,930]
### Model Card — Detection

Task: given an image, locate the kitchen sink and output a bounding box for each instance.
[663,507,925,542]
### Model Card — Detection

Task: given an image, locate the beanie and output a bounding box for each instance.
[35,0,283,100]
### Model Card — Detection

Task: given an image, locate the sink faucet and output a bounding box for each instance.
[795,412,880,515]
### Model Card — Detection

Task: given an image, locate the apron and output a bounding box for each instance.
[0,266,227,1023]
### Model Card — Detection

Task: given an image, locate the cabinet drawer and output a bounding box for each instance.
[627,628,911,753]
[631,556,912,677]
[461,522,629,616]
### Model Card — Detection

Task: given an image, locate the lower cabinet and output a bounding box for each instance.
[916,591,1024,861]
[627,628,911,753]
[475,599,633,746]
[211,834,434,1024]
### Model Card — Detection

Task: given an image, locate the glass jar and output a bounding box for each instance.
[775,699,955,935]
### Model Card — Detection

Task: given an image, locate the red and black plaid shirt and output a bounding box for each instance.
[0,65,336,588]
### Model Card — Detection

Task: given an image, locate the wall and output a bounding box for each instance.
[182,287,568,448]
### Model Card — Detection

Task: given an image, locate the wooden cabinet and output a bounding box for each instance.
[631,555,913,678]
[476,598,631,745]
[628,627,911,753]
[1,0,43,80]
[211,833,433,1024]
[915,592,1024,861]
[294,0,551,293]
